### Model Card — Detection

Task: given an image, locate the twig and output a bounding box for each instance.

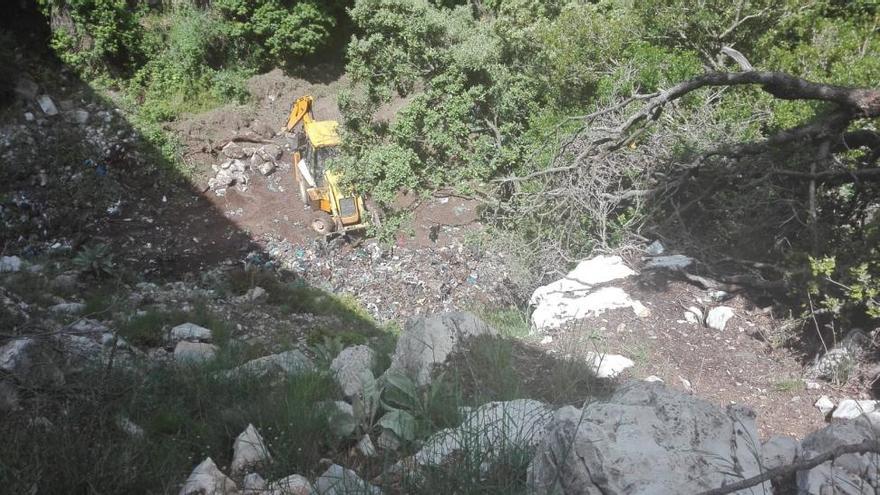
[698,439,880,495]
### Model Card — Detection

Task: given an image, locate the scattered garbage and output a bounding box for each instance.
[249,236,511,323]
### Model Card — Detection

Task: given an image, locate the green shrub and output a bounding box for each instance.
[213,0,342,70]
[37,0,148,77]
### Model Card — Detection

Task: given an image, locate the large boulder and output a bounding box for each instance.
[330,345,376,399]
[797,417,880,494]
[221,350,314,381]
[528,381,770,494]
[385,312,496,387]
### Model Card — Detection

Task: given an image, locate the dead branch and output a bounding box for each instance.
[698,439,880,495]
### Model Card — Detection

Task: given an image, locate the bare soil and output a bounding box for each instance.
[540,271,841,439]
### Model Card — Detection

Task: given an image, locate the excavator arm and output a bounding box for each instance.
[285,95,314,132]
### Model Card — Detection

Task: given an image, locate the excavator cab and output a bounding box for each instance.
[285,96,369,235]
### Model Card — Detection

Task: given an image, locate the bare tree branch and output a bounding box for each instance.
[698,440,880,495]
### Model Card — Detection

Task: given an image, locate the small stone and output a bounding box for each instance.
[49,302,86,314]
[586,352,634,378]
[259,162,276,176]
[170,323,213,343]
[631,300,650,318]
[174,341,217,364]
[231,424,271,476]
[646,240,665,255]
[24,112,34,121]
[805,380,822,390]
[644,375,664,383]
[117,416,144,437]
[707,290,730,302]
[36,94,58,116]
[179,457,237,495]
[259,144,283,161]
[679,376,693,392]
[684,306,703,324]
[539,336,553,345]
[236,286,268,305]
[222,142,247,159]
[706,306,734,331]
[815,396,834,416]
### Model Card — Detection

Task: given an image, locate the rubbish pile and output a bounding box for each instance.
[250,235,514,322]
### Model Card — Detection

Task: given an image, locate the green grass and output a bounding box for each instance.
[115,301,233,349]
[476,305,532,339]
[772,379,804,393]
[0,352,342,493]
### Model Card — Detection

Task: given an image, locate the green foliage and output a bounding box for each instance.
[38,0,147,77]
[214,0,340,70]
[328,368,461,446]
[809,255,880,319]
[72,243,115,278]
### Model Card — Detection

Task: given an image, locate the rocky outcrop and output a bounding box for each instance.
[529,255,647,331]
[528,381,770,494]
[385,312,496,387]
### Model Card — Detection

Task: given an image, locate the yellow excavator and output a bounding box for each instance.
[285,95,370,235]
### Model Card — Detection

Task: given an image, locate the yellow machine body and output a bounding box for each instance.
[286,95,367,234]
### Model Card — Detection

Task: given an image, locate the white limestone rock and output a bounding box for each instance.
[330,345,376,399]
[706,306,735,331]
[178,457,237,495]
[170,322,213,343]
[174,341,218,364]
[231,424,271,476]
